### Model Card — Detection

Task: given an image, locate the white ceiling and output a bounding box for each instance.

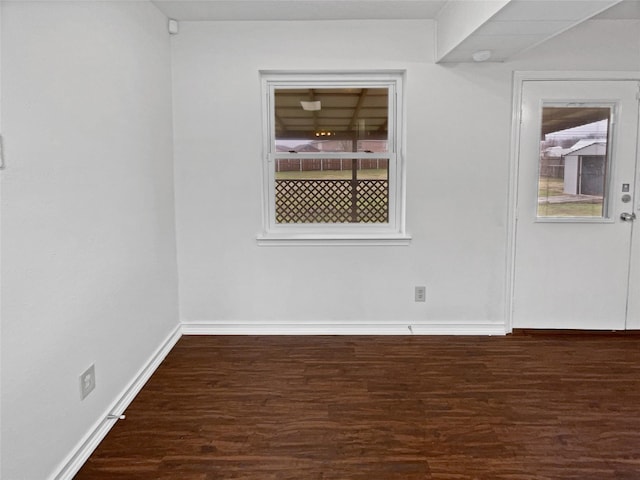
[593,0,640,17]
[151,0,640,62]
[437,0,627,62]
[151,0,447,22]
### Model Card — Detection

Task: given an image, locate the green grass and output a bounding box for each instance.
[275,168,388,180]
[537,203,604,217]
[538,176,565,197]
[537,176,603,217]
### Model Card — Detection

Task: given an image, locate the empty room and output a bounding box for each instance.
[2,1,640,479]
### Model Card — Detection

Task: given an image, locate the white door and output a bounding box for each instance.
[513,80,639,330]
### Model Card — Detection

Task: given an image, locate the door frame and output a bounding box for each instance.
[505,71,640,332]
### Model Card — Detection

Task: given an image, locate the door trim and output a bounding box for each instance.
[506,71,640,333]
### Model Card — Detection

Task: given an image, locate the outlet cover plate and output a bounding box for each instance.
[415,286,426,302]
[80,364,96,400]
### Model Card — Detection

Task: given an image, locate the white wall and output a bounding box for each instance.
[171,20,509,331]
[171,18,640,333]
[1,2,179,479]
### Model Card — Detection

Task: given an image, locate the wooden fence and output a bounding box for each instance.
[276,158,388,172]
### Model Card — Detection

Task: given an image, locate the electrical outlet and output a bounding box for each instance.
[415,286,426,302]
[80,364,96,400]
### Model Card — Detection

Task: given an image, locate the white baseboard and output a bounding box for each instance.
[181,320,507,336]
[51,324,182,480]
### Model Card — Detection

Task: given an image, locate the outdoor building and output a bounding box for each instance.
[562,139,608,196]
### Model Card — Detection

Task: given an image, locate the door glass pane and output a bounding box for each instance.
[274,88,389,153]
[537,105,611,218]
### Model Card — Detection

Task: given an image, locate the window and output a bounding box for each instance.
[258,71,410,245]
[536,104,613,219]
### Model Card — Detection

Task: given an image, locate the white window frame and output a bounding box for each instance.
[257,70,410,246]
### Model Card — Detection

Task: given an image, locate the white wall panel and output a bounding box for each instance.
[0,3,179,479]
[171,20,510,330]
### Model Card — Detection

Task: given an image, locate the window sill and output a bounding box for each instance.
[256,232,412,246]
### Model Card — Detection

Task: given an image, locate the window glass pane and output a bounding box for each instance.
[537,106,611,218]
[274,88,389,153]
[274,158,389,223]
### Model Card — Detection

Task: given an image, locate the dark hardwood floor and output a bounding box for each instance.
[75,334,640,480]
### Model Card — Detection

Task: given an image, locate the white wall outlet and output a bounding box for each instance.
[80,364,96,400]
[415,286,426,302]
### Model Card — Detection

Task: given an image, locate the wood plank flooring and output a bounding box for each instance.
[75,334,640,480]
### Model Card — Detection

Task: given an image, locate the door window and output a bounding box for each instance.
[536,105,612,219]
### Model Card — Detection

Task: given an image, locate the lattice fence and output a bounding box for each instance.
[275,179,388,223]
